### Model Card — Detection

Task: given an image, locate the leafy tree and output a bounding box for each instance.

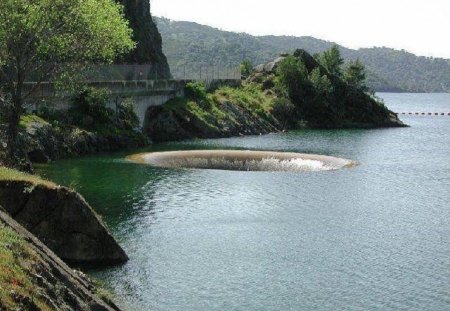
[70,87,114,127]
[184,82,207,101]
[307,68,336,122]
[309,68,333,101]
[344,59,369,92]
[240,60,254,78]
[0,0,134,161]
[271,98,296,129]
[118,99,140,130]
[276,55,310,104]
[313,45,344,76]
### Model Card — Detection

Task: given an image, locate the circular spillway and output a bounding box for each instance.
[127,150,355,172]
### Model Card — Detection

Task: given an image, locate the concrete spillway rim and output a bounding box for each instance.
[126,150,356,173]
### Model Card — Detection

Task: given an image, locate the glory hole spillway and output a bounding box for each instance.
[126,150,356,172]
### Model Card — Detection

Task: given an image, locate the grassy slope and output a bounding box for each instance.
[0,167,116,310]
[165,85,276,128]
[19,115,49,128]
[0,224,55,311]
[0,166,54,310]
[145,83,279,141]
[0,167,56,188]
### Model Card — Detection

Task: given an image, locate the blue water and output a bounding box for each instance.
[37,93,450,311]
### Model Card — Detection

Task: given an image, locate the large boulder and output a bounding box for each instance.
[0,210,123,310]
[0,180,128,266]
[255,56,286,74]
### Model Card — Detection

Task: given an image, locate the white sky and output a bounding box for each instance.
[152,0,450,58]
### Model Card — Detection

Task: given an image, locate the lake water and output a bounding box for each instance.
[37,93,450,311]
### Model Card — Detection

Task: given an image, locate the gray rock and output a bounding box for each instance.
[0,180,128,266]
[0,210,123,310]
[254,64,265,73]
[263,56,286,73]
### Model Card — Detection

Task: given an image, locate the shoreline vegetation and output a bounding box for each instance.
[0,0,408,310]
[144,49,405,142]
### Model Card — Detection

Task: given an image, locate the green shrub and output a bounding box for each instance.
[117,99,139,130]
[184,82,207,101]
[240,60,253,78]
[71,87,114,126]
[272,98,296,128]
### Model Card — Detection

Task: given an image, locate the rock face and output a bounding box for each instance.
[144,99,280,142]
[118,0,171,78]
[24,120,147,164]
[0,210,123,311]
[0,180,128,265]
[254,56,286,74]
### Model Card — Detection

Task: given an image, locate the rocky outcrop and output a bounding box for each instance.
[144,98,280,142]
[254,56,286,74]
[0,210,122,311]
[118,0,171,78]
[144,50,405,143]
[0,180,128,265]
[24,120,147,164]
[253,50,406,129]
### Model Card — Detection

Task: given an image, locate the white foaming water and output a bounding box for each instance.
[162,157,333,172]
[128,150,354,172]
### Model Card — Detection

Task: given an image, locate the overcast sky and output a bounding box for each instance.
[152,0,450,58]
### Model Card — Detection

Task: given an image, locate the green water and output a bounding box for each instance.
[37,93,450,311]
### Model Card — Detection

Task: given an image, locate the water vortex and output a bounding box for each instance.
[127,150,355,172]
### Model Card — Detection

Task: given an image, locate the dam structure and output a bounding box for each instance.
[24,65,241,127]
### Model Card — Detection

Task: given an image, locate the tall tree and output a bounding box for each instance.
[0,0,134,162]
[344,59,369,92]
[240,60,254,78]
[315,45,344,76]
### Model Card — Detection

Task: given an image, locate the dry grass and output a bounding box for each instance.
[0,167,56,188]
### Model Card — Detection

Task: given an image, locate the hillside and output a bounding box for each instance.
[156,17,450,93]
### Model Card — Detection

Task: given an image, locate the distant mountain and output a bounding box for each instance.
[155,17,450,93]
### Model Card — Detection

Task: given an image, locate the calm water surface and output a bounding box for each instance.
[37,93,450,311]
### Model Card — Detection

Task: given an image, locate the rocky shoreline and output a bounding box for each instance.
[23,118,148,165]
[144,52,405,144]
[0,47,407,311]
[0,210,122,311]
[0,180,128,266]
[0,167,127,310]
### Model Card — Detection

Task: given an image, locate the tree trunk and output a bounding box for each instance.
[6,88,23,165]
[6,104,20,160]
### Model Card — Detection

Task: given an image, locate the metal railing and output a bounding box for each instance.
[83,64,242,82]
[171,65,242,81]
[83,64,164,81]
[21,64,242,83]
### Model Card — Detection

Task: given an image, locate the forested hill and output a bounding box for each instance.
[156,17,450,93]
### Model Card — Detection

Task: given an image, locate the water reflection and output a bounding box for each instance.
[36,94,450,311]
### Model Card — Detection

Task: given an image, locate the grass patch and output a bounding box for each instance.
[159,82,279,138]
[0,167,56,188]
[19,114,49,128]
[214,84,276,122]
[216,84,274,110]
[164,97,222,131]
[0,224,55,310]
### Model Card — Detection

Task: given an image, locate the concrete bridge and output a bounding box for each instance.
[24,78,241,126]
